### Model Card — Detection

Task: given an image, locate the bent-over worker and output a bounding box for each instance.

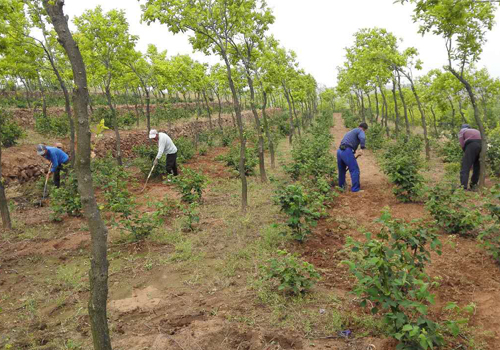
[149,129,178,177]
[458,124,482,190]
[36,144,69,188]
[337,122,368,193]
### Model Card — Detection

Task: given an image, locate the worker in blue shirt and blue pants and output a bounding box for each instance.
[37,144,69,188]
[337,123,368,192]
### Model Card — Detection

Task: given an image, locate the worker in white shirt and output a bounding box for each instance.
[149,129,178,176]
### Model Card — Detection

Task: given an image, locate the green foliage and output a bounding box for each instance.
[217,144,258,176]
[0,110,24,147]
[487,127,500,176]
[120,213,157,242]
[92,108,135,128]
[198,145,208,156]
[366,123,386,150]
[50,170,81,221]
[261,250,320,295]
[479,185,500,262]
[274,184,320,242]
[181,202,200,231]
[171,167,207,203]
[221,127,238,146]
[34,114,69,137]
[426,184,482,236]
[381,136,424,202]
[119,111,137,127]
[438,136,462,164]
[341,109,360,129]
[92,158,135,217]
[175,136,195,163]
[344,210,443,350]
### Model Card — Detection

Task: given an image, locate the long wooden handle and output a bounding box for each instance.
[141,163,156,192]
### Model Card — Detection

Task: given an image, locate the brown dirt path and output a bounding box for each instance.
[300,113,500,349]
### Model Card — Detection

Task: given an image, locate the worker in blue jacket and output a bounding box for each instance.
[337,123,368,192]
[37,144,69,188]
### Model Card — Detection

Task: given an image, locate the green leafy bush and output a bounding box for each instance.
[175,136,195,163]
[438,136,463,164]
[171,167,207,203]
[261,250,320,295]
[217,144,258,176]
[119,111,137,127]
[366,122,386,150]
[50,170,81,221]
[426,184,483,236]
[120,213,157,241]
[381,136,424,202]
[487,127,500,176]
[0,111,24,147]
[479,185,500,262]
[341,109,360,129]
[343,210,443,350]
[35,114,69,137]
[274,184,320,242]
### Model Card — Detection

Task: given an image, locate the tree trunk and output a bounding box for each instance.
[397,72,410,137]
[290,92,301,137]
[450,69,487,188]
[246,74,267,183]
[36,71,47,118]
[458,99,467,124]
[360,90,366,123]
[42,2,112,350]
[406,75,430,160]
[378,83,390,137]
[222,54,248,212]
[391,77,400,136]
[261,91,276,170]
[430,106,439,137]
[202,89,213,130]
[105,87,122,166]
[145,89,151,132]
[215,92,223,132]
[19,77,32,109]
[283,83,295,144]
[0,144,12,230]
[374,86,380,123]
[367,92,373,121]
[448,97,456,128]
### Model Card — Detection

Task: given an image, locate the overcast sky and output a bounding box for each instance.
[64,0,500,88]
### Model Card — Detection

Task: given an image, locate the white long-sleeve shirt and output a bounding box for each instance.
[156,132,177,159]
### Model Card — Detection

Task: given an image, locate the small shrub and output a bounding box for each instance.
[438,136,463,164]
[175,136,195,163]
[35,114,69,137]
[217,144,258,176]
[381,136,424,202]
[274,184,320,242]
[343,210,443,350]
[366,123,386,150]
[426,183,483,236]
[341,109,360,129]
[487,127,500,176]
[479,185,500,262]
[0,111,24,147]
[118,111,137,127]
[50,170,81,221]
[171,167,207,203]
[120,213,156,242]
[261,249,320,295]
[198,145,208,156]
[181,202,200,232]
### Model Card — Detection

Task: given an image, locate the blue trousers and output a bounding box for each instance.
[337,148,360,192]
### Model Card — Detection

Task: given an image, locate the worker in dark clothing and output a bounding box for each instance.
[337,123,368,192]
[37,144,69,188]
[458,124,482,190]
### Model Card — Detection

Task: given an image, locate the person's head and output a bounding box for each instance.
[149,129,159,141]
[36,144,47,156]
[359,122,368,131]
[461,124,470,130]
[55,142,63,149]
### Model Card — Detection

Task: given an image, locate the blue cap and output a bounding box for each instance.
[461,124,470,130]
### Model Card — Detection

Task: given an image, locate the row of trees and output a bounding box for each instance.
[335,0,499,187]
[0,1,320,349]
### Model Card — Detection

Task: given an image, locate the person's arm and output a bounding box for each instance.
[358,130,366,150]
[48,152,58,173]
[458,130,466,150]
[156,135,166,160]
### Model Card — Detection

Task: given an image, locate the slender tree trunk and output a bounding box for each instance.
[290,92,301,137]
[430,106,439,137]
[222,54,248,212]
[367,92,373,121]
[448,97,456,128]
[397,72,410,137]
[391,77,400,136]
[378,83,390,137]
[458,99,467,124]
[406,75,430,160]
[409,108,415,124]
[36,71,47,118]
[19,77,32,109]
[450,69,487,187]
[246,74,267,183]
[360,90,366,123]
[144,88,151,132]
[215,92,223,132]
[283,83,295,144]
[0,144,12,230]
[42,2,112,350]
[105,86,122,166]
[374,86,380,123]
[202,89,213,130]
